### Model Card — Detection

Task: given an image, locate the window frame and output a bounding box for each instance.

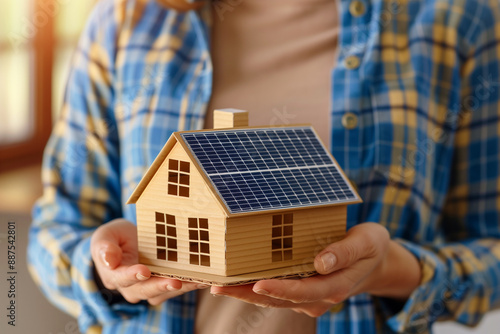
[271,213,293,262]
[188,217,210,267]
[0,0,53,171]
[167,159,190,197]
[155,212,178,262]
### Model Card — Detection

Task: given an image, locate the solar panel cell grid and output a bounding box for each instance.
[181,127,357,213]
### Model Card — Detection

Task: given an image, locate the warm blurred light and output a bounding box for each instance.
[0,0,96,150]
[52,1,96,120]
[0,1,32,145]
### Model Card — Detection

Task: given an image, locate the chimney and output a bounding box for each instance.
[213,108,249,129]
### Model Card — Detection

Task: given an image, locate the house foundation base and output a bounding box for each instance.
[147,263,317,286]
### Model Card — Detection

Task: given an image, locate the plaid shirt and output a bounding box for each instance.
[28,0,500,333]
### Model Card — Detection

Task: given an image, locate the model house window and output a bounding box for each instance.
[167,159,190,197]
[155,212,177,262]
[188,218,210,266]
[272,213,293,262]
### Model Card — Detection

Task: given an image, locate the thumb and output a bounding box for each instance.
[314,223,387,275]
[97,241,123,270]
[91,219,133,270]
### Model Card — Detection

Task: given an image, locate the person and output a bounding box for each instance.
[28,0,500,333]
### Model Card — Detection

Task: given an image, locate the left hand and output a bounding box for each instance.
[210,223,421,317]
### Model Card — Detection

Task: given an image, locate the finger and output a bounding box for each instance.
[254,262,383,305]
[147,281,209,305]
[91,237,151,289]
[109,263,152,288]
[156,279,205,292]
[294,303,336,318]
[253,278,324,303]
[91,219,138,267]
[314,223,389,274]
[91,240,127,290]
[94,250,152,290]
[95,240,123,270]
[211,285,295,308]
[252,275,353,304]
[126,279,205,304]
[91,219,149,289]
[211,285,330,315]
[120,276,171,303]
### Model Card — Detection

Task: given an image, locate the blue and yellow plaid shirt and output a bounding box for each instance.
[28,0,500,333]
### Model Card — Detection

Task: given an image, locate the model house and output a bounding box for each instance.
[127,109,361,285]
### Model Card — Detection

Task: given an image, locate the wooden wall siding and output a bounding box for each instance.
[136,142,227,276]
[225,206,347,276]
[213,109,249,129]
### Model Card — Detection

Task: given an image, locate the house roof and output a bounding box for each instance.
[128,126,361,215]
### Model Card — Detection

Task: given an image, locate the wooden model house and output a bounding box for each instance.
[128,109,361,285]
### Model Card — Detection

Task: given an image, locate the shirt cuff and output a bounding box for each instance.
[70,236,147,332]
[377,239,455,333]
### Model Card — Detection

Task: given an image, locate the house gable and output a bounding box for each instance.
[127,135,178,204]
[134,142,227,275]
[136,142,226,219]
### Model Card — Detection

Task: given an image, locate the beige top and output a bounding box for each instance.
[203,0,339,147]
[198,0,339,333]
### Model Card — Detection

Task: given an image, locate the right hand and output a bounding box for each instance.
[90,219,207,305]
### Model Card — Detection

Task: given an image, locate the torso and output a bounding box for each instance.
[198,1,340,332]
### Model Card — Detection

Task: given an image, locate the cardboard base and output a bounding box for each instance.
[148,263,318,286]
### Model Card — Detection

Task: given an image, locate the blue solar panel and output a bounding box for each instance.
[180,127,358,213]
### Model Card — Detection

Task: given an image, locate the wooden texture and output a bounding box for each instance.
[136,142,227,276]
[148,263,318,286]
[174,132,231,217]
[128,115,360,280]
[128,135,178,204]
[225,206,347,276]
[213,108,249,129]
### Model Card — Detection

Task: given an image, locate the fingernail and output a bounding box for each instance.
[136,273,148,281]
[99,249,110,267]
[253,288,269,295]
[167,285,179,291]
[320,252,337,273]
[211,291,227,296]
[196,284,210,289]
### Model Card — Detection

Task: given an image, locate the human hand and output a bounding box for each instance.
[90,219,207,305]
[210,223,421,317]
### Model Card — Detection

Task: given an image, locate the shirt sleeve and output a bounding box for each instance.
[380,3,500,332]
[27,1,147,332]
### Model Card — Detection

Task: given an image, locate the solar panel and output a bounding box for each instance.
[180,127,358,214]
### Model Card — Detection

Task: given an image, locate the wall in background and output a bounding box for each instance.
[0,0,96,170]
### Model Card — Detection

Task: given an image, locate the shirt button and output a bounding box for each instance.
[349,1,366,17]
[329,302,344,313]
[342,112,358,129]
[345,55,360,69]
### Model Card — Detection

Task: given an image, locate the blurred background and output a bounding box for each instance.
[0,0,497,333]
[0,1,97,333]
